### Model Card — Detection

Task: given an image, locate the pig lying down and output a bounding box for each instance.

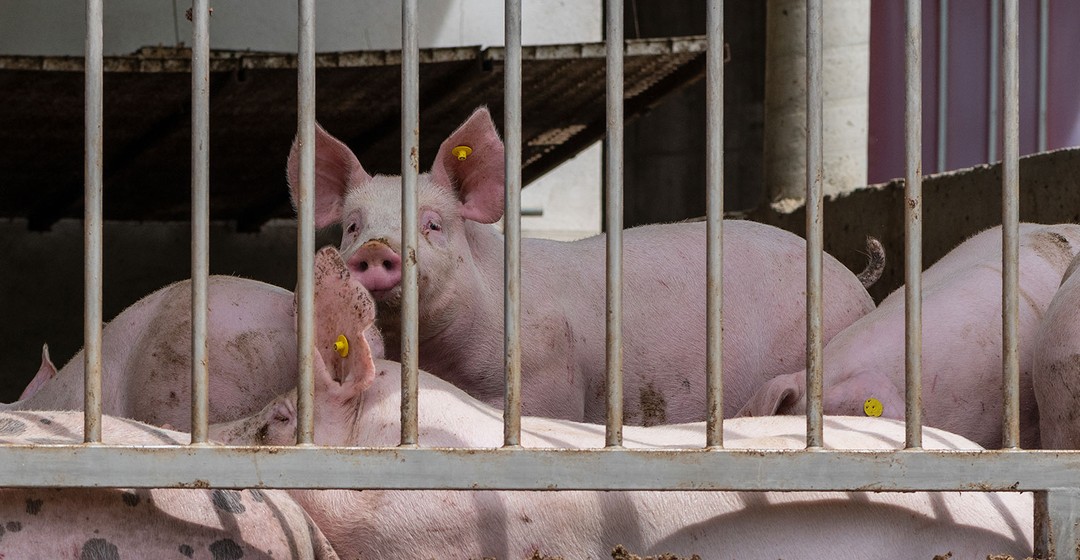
[206,247,1033,559]
[0,412,338,560]
[739,223,1080,449]
[2,276,384,429]
[289,106,881,425]
[1033,252,1080,448]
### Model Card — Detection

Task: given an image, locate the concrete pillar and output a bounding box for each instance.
[764,0,869,211]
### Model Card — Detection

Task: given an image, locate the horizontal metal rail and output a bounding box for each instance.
[1,445,1079,491]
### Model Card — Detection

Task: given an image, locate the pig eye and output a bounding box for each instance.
[427,219,441,232]
[346,222,358,234]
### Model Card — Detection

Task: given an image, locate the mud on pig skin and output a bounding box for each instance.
[739,223,1080,449]
[4,275,384,429]
[286,106,881,425]
[0,410,338,560]
[208,246,1031,560]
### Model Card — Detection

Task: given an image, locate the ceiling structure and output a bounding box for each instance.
[0,37,707,231]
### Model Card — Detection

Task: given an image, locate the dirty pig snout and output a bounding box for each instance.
[347,240,402,293]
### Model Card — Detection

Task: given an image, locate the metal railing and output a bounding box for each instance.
[1,0,1078,557]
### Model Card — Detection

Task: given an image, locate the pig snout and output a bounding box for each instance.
[349,240,402,296]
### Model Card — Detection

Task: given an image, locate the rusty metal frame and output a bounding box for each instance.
[3,0,1076,557]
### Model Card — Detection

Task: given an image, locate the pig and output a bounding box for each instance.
[209,247,1033,560]
[3,275,384,428]
[286,106,881,425]
[1032,253,1080,448]
[0,411,338,560]
[738,223,1080,449]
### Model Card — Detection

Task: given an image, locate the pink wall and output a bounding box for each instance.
[868,0,1080,184]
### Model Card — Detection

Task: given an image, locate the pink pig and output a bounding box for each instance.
[1032,252,1080,448]
[287,106,880,425]
[739,223,1080,449]
[0,411,338,560]
[209,247,1033,560]
[3,276,383,428]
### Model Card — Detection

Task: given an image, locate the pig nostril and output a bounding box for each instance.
[358,262,369,272]
[383,260,393,270]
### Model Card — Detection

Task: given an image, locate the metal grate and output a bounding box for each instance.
[2,0,1078,557]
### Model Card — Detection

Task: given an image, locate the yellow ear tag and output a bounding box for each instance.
[452,145,472,161]
[334,334,350,358]
[863,397,883,417]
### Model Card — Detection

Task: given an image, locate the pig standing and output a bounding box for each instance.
[287,106,880,425]
[739,223,1080,449]
[0,411,338,560]
[1032,253,1080,448]
[209,247,1033,559]
[3,276,383,428]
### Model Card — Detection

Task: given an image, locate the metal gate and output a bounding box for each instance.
[1,0,1077,557]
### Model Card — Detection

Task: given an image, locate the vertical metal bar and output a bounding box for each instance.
[936,0,948,172]
[83,0,104,444]
[904,0,924,450]
[295,0,316,446]
[804,0,824,449]
[1037,0,1049,152]
[189,0,211,444]
[1001,0,1020,450]
[1035,490,1080,559]
[400,0,420,447]
[605,0,624,448]
[503,0,523,448]
[988,0,1000,163]
[704,0,724,449]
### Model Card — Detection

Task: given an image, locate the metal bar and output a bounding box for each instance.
[704,0,724,449]
[189,0,211,444]
[1037,0,1049,152]
[295,0,317,445]
[988,0,1000,163]
[904,0,923,450]
[83,0,104,445]
[936,0,949,172]
[804,0,824,449]
[1035,490,1080,559]
[4,445,1080,491]
[1001,0,1020,450]
[400,0,420,447]
[605,0,624,448]
[503,0,523,448]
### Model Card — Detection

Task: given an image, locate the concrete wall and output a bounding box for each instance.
[748,147,1080,303]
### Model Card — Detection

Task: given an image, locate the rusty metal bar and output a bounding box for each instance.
[399,0,420,447]
[2,444,1080,491]
[605,0,625,448]
[804,0,824,449]
[1001,0,1020,450]
[83,0,104,445]
[904,0,923,450]
[295,0,317,445]
[705,0,724,449]
[1035,490,1080,558]
[503,0,523,448]
[189,0,211,444]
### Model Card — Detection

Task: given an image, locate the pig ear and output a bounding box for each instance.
[287,123,372,229]
[312,246,378,399]
[735,373,804,417]
[18,344,58,401]
[430,107,506,224]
